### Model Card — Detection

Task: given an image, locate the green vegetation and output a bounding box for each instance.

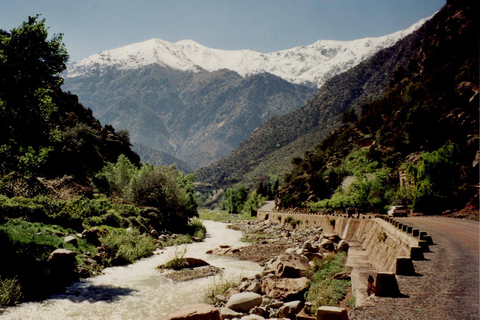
[305,252,351,314]
[158,246,187,271]
[0,277,23,308]
[198,209,256,221]
[345,297,356,308]
[240,232,277,243]
[0,16,201,306]
[277,2,478,215]
[99,228,157,266]
[203,273,241,305]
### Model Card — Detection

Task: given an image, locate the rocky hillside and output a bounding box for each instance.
[196,13,431,188]
[275,0,478,215]
[63,19,426,170]
[64,67,315,169]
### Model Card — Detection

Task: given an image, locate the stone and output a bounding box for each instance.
[285,248,296,254]
[336,240,349,252]
[302,241,313,250]
[322,233,341,243]
[240,315,265,320]
[319,239,335,251]
[64,235,77,246]
[225,292,263,312]
[220,307,244,319]
[48,248,77,263]
[250,306,267,317]
[316,306,348,320]
[166,304,220,320]
[82,227,101,246]
[246,280,262,293]
[277,300,303,318]
[261,277,309,301]
[274,253,310,278]
[184,257,210,268]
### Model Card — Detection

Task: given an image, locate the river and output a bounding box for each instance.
[1,221,262,320]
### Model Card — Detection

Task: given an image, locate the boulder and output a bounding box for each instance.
[225,292,263,312]
[246,280,262,293]
[240,315,264,320]
[64,235,77,246]
[274,253,310,278]
[261,277,309,301]
[184,257,210,268]
[166,304,220,320]
[336,240,349,252]
[323,234,341,243]
[316,306,348,320]
[82,227,101,246]
[319,239,334,251]
[220,307,244,319]
[48,248,77,264]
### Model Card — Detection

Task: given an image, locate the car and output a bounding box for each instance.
[387,205,408,217]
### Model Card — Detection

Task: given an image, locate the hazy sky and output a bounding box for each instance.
[1,0,446,63]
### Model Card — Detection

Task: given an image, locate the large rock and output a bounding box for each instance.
[220,307,244,319]
[183,257,210,268]
[225,292,263,312]
[166,304,220,320]
[261,277,309,301]
[48,248,77,263]
[64,235,77,246]
[274,253,310,278]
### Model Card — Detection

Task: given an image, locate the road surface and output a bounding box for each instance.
[350,216,479,320]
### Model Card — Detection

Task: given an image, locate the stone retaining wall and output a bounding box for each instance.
[257,210,420,273]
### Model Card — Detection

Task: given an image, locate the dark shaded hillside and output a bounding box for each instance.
[277,0,478,215]
[132,143,192,173]
[64,66,315,169]
[196,14,428,188]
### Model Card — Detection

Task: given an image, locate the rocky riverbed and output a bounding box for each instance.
[166,220,351,320]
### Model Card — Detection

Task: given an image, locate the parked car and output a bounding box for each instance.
[387,205,408,217]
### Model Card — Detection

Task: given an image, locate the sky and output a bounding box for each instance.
[0,0,446,63]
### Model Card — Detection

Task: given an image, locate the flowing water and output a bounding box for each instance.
[1,221,262,320]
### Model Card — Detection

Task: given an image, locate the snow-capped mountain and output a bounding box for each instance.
[67,16,430,88]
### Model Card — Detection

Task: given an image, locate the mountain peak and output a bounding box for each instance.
[67,16,432,87]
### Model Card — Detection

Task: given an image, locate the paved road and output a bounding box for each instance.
[350,216,479,320]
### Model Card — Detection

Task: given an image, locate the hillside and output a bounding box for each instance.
[276,0,479,216]
[63,20,426,170]
[64,67,315,169]
[196,13,430,189]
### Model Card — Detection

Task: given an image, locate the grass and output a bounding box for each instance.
[198,208,256,221]
[304,252,351,314]
[158,246,187,271]
[203,273,241,304]
[345,297,356,308]
[240,232,277,243]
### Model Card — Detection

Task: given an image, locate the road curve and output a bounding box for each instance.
[350,216,479,320]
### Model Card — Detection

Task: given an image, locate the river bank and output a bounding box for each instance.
[0,221,262,319]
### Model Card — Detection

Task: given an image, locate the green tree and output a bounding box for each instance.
[0,15,68,173]
[222,185,249,213]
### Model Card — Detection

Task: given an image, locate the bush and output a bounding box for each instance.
[0,277,23,307]
[158,246,187,270]
[100,228,157,266]
[189,218,206,239]
[203,273,241,305]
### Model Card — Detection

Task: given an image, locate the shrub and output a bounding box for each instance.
[203,273,241,305]
[100,228,156,266]
[0,277,23,307]
[158,246,187,270]
[189,218,206,239]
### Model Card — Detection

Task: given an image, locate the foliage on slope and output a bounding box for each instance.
[277,0,479,215]
[196,10,428,189]
[0,16,201,305]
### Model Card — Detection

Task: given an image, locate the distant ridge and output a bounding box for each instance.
[67,16,429,88]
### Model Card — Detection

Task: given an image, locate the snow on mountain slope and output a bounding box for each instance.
[67,16,431,88]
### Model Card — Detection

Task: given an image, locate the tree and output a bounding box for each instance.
[0,15,69,149]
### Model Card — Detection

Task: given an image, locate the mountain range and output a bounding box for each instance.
[63,16,427,170]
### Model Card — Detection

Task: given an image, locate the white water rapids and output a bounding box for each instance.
[1,221,262,320]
